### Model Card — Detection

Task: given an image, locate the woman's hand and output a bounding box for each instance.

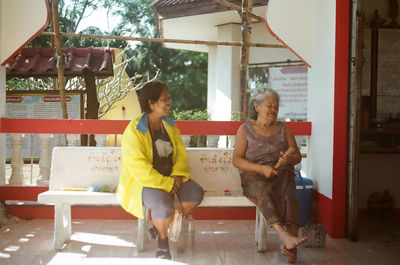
[259,165,279,178]
[170,175,183,194]
[277,151,292,166]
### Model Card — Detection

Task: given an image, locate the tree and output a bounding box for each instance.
[112,0,208,111]
[19,0,208,112]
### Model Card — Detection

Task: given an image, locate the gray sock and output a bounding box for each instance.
[157,237,169,250]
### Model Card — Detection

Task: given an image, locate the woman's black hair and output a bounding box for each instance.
[137,80,169,113]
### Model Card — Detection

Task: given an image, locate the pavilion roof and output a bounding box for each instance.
[151,0,266,19]
[5,47,115,79]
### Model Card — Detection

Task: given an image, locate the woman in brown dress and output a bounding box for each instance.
[233,88,307,263]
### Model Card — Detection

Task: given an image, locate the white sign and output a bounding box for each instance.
[6,94,81,158]
[269,66,308,121]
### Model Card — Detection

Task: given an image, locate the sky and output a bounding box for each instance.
[75,7,120,33]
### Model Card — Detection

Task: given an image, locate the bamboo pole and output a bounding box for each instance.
[240,0,252,120]
[51,0,68,119]
[213,0,264,21]
[50,7,58,99]
[40,31,285,49]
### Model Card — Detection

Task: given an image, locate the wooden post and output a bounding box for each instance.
[240,0,252,120]
[85,72,99,146]
[370,27,378,120]
[51,0,68,119]
[347,5,364,241]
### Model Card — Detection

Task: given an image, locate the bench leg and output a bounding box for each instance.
[255,206,260,242]
[177,216,188,252]
[137,207,149,252]
[53,203,71,250]
[255,207,267,252]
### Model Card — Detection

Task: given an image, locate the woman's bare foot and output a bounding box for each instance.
[281,245,297,263]
[279,229,307,249]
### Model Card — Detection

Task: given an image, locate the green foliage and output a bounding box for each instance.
[27,0,208,113]
[112,0,208,112]
[6,79,27,90]
[170,109,210,147]
[248,66,268,90]
[170,109,210,121]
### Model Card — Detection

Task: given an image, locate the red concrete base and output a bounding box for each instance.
[5,205,256,221]
[0,186,256,220]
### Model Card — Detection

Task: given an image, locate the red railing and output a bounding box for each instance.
[0,118,312,136]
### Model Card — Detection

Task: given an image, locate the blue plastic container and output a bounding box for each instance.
[294,170,313,227]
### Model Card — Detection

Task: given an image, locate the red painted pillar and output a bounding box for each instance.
[332,0,350,238]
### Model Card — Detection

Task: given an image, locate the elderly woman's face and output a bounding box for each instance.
[255,96,279,121]
[150,88,171,116]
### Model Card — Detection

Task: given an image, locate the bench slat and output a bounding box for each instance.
[38,191,119,205]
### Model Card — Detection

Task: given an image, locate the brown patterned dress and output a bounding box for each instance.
[239,122,299,226]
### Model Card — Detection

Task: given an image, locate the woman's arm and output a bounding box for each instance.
[277,123,302,166]
[233,125,278,178]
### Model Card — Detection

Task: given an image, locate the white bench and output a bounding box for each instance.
[38,146,268,251]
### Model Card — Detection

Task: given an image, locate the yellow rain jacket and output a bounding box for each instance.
[117,113,190,218]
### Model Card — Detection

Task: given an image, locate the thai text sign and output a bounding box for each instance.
[269,66,308,121]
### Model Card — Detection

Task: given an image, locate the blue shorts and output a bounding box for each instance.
[142,179,204,219]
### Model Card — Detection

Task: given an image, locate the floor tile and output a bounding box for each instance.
[1,219,400,265]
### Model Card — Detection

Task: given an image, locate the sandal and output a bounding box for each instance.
[155,248,171,259]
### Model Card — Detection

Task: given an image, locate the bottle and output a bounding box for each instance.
[187,215,195,234]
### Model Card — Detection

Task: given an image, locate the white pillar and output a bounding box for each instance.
[213,23,241,121]
[181,135,191,147]
[37,134,52,186]
[208,24,241,147]
[0,66,5,185]
[66,134,80,146]
[9,133,24,185]
[95,134,108,147]
[207,46,217,119]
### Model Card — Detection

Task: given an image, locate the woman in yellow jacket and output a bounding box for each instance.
[117,81,204,259]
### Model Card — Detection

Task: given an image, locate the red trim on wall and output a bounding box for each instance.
[0,118,312,136]
[1,0,50,66]
[313,191,333,235]
[332,0,350,238]
[0,186,48,201]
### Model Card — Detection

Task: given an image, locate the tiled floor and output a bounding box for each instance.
[0,219,399,265]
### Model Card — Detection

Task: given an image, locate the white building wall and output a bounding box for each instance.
[249,22,299,64]
[0,2,4,185]
[307,1,336,199]
[0,66,5,185]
